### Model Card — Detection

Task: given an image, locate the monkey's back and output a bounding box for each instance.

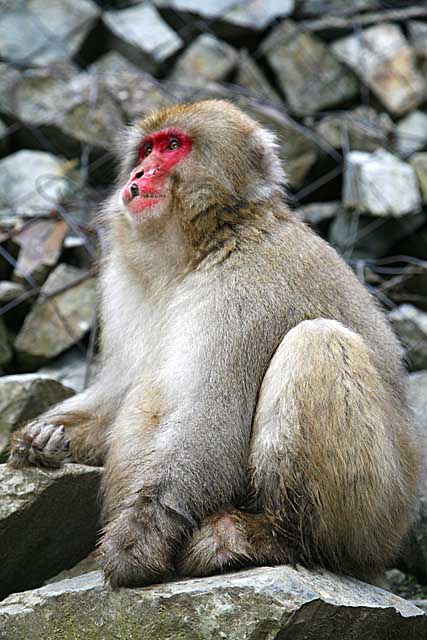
[225,210,406,402]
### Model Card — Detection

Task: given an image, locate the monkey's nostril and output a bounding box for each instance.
[130,183,140,197]
[135,170,144,179]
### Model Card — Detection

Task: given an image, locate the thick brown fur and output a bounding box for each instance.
[9,100,421,588]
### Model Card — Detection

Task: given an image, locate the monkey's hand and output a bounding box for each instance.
[8,421,71,469]
[99,503,178,589]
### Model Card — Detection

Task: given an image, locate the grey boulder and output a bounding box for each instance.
[0,464,102,598]
[0,565,425,639]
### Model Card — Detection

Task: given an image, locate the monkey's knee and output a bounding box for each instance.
[251,318,380,450]
[249,318,408,576]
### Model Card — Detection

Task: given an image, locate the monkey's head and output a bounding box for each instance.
[115,100,285,232]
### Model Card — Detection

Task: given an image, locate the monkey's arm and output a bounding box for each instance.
[8,376,120,468]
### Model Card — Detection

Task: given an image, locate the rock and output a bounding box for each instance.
[154,0,294,31]
[169,34,238,84]
[414,600,427,614]
[329,210,425,259]
[38,347,99,393]
[389,305,427,371]
[0,464,102,598]
[0,281,30,331]
[407,370,427,431]
[14,264,97,368]
[13,220,68,286]
[395,111,427,158]
[0,281,26,304]
[399,371,427,581]
[0,374,74,457]
[0,0,99,65]
[411,153,427,202]
[0,151,72,219]
[1,565,426,639]
[235,50,282,104]
[0,118,9,156]
[408,20,427,58]
[263,20,358,115]
[103,4,183,75]
[295,201,341,226]
[332,24,425,115]
[240,101,319,188]
[1,66,124,157]
[343,150,421,217]
[301,0,381,14]
[316,107,394,152]
[89,52,171,121]
[0,317,12,369]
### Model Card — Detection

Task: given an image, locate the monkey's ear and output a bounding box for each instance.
[249,127,287,199]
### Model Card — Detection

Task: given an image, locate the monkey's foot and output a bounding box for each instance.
[100,509,174,589]
[177,510,253,578]
[9,421,70,468]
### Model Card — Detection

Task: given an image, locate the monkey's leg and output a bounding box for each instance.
[179,319,418,580]
[248,318,417,579]
[9,382,116,468]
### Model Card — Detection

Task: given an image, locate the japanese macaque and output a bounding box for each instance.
[9,100,421,588]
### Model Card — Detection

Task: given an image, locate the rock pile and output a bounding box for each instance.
[1,0,427,634]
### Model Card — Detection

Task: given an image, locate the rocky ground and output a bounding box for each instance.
[1,0,427,637]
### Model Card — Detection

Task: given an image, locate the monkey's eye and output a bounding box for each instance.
[167,138,181,151]
[143,144,153,157]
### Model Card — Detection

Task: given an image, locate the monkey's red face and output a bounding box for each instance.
[122,128,192,218]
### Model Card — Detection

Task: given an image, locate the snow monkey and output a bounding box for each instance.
[9,100,421,588]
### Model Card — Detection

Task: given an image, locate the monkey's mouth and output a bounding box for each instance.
[125,192,167,216]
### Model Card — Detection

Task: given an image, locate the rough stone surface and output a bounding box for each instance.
[103,4,183,74]
[13,220,68,285]
[236,49,282,103]
[263,20,358,115]
[2,67,124,154]
[301,0,381,14]
[396,111,427,158]
[389,305,427,371]
[89,52,171,120]
[0,150,71,219]
[0,281,26,304]
[0,464,102,598]
[14,264,96,367]
[399,371,427,581]
[0,374,74,457]
[0,0,99,65]
[408,20,427,58]
[154,0,294,30]
[343,149,421,217]
[169,34,238,84]
[316,106,394,152]
[0,565,426,639]
[411,152,427,202]
[332,24,425,115]
[408,370,427,432]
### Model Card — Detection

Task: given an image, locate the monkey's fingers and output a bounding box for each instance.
[8,422,70,469]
